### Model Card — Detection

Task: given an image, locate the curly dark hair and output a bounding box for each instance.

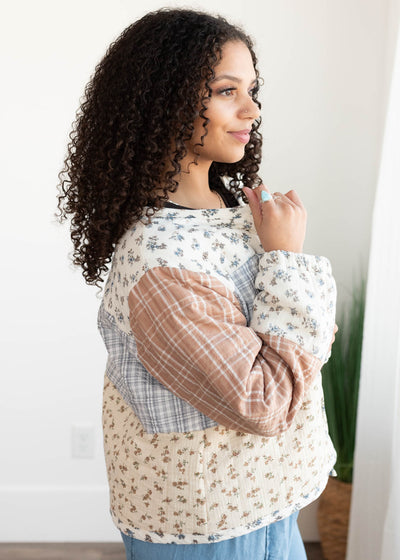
[56,8,263,287]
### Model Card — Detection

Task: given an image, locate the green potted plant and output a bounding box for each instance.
[318,276,366,560]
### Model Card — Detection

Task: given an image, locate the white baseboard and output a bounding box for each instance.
[0,486,320,542]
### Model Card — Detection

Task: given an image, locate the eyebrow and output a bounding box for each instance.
[211,74,257,85]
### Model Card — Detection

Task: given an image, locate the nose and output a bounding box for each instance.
[239,96,260,120]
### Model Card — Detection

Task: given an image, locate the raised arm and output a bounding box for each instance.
[128,253,336,436]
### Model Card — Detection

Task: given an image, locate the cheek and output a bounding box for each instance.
[202,113,227,146]
[206,105,226,131]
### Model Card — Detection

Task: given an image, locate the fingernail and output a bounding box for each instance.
[261,190,272,202]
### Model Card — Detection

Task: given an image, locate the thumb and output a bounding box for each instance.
[243,187,261,227]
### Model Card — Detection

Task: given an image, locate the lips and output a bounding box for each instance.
[228,130,251,144]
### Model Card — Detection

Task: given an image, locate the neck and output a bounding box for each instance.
[167,158,224,209]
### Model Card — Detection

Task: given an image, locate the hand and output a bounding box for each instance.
[331,324,339,348]
[243,185,307,253]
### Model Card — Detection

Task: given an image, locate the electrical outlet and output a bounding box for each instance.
[71,424,95,459]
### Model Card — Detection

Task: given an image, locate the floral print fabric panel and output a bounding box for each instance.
[103,376,336,544]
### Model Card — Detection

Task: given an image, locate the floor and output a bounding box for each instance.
[0,542,324,559]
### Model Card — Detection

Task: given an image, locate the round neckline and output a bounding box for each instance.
[154,202,250,221]
[164,184,242,211]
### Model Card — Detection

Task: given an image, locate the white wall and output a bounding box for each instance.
[0,0,390,542]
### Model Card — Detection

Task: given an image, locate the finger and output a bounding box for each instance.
[257,184,274,205]
[243,184,275,227]
[284,189,305,209]
[261,190,273,203]
[243,186,258,205]
[331,323,339,344]
[272,191,296,208]
[243,184,274,204]
[243,187,262,226]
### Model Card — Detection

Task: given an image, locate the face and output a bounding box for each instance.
[187,40,260,165]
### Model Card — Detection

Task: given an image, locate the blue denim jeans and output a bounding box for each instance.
[120,511,307,559]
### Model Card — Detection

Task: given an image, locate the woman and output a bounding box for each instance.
[57,8,337,559]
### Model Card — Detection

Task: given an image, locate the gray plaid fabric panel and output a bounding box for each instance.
[98,254,260,433]
[231,253,259,325]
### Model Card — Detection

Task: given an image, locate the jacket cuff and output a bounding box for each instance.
[250,250,337,362]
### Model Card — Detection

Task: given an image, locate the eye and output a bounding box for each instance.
[216,87,236,97]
